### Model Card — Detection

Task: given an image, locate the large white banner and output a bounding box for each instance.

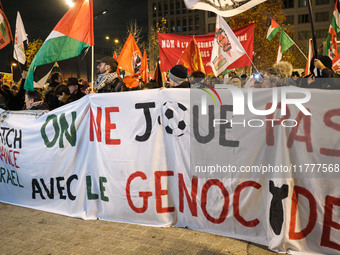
[0,88,339,254]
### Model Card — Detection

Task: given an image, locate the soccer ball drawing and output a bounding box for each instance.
[158,101,189,137]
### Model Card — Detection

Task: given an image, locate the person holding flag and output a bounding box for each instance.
[301,56,340,89]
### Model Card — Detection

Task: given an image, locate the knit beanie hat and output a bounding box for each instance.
[318,55,333,69]
[169,65,188,84]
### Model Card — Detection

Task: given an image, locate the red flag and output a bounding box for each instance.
[332,53,340,70]
[140,50,149,83]
[180,37,205,74]
[158,23,254,73]
[305,39,313,76]
[117,33,142,75]
[0,4,13,50]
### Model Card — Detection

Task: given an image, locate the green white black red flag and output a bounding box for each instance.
[324,0,340,58]
[25,0,94,91]
[276,30,293,63]
[266,18,281,41]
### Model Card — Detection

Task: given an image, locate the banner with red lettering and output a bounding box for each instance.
[158,23,254,74]
[0,88,339,255]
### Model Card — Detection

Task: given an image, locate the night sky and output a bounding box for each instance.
[0,0,148,72]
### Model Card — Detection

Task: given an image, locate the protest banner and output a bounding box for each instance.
[158,23,254,74]
[0,88,339,254]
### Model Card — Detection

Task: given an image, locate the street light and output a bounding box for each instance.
[11,63,17,75]
[94,9,109,19]
[114,39,119,44]
[65,0,74,8]
[105,36,110,40]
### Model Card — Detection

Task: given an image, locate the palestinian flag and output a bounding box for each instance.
[266,18,281,41]
[324,0,340,58]
[276,30,294,63]
[25,0,94,91]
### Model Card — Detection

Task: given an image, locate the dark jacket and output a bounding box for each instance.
[70,90,86,101]
[301,69,340,90]
[28,101,49,110]
[174,81,191,88]
[98,78,126,93]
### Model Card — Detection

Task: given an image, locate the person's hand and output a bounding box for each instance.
[314,59,326,70]
[85,87,95,95]
[307,74,315,85]
[21,71,27,79]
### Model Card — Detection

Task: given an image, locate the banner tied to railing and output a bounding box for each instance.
[0,88,339,255]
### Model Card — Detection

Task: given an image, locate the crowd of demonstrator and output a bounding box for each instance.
[1,55,339,111]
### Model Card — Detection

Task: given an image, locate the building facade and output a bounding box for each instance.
[148,0,216,35]
[283,0,334,52]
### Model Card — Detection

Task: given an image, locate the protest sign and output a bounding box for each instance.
[0,89,339,254]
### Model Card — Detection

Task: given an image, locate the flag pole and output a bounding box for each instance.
[12,44,23,74]
[242,52,259,73]
[91,0,94,90]
[91,45,94,90]
[307,0,318,58]
[284,31,307,60]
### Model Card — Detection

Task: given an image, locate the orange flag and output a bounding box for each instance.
[140,50,149,83]
[123,74,139,88]
[179,37,205,74]
[117,33,142,75]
